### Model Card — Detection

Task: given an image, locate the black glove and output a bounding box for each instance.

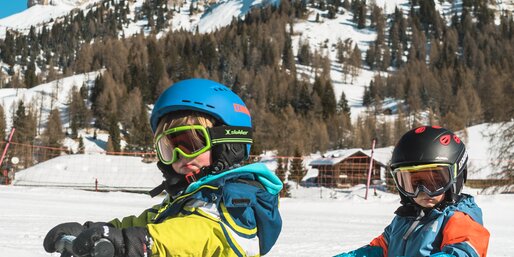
[43,222,84,253]
[72,225,152,257]
[43,221,110,253]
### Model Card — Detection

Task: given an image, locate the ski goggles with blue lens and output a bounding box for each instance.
[155,125,253,165]
[391,163,457,197]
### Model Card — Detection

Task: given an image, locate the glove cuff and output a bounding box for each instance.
[83,221,113,229]
[123,227,153,257]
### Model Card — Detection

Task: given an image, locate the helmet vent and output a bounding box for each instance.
[213,87,228,91]
[182,100,191,103]
[206,104,215,108]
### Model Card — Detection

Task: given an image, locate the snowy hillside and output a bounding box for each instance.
[1,0,513,121]
[0,0,281,38]
[0,71,100,130]
[0,0,103,38]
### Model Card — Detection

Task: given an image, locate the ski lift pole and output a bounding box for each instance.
[364,138,376,200]
[0,128,16,168]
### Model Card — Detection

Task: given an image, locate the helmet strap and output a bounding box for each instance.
[149,161,189,197]
[209,143,246,173]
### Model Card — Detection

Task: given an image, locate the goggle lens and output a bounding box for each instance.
[393,164,453,197]
[165,130,207,154]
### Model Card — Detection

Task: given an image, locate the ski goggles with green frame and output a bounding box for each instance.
[155,125,253,165]
[391,163,457,197]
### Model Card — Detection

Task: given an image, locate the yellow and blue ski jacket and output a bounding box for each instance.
[108,163,283,257]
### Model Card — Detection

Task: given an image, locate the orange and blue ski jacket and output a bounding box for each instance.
[335,194,489,257]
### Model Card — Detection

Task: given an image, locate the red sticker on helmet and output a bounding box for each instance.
[453,135,461,144]
[440,135,451,145]
[233,103,250,116]
[432,125,442,129]
[415,127,426,134]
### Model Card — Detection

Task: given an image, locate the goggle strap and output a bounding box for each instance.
[208,126,253,145]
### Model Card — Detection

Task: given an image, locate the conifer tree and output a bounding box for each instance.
[337,91,351,115]
[43,108,64,148]
[322,80,337,118]
[282,33,296,74]
[349,45,362,81]
[275,157,291,197]
[357,2,366,29]
[289,148,307,189]
[25,61,38,88]
[78,136,85,154]
[107,119,121,152]
[127,103,153,151]
[394,109,408,143]
[0,105,5,141]
[494,122,514,179]
[12,101,37,167]
[297,38,311,65]
[381,45,391,71]
[378,121,393,147]
[68,86,91,138]
[12,101,36,143]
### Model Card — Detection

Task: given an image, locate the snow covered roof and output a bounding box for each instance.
[309,147,392,167]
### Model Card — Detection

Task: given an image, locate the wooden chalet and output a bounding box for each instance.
[309,147,392,188]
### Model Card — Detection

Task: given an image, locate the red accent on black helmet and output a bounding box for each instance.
[415,127,426,134]
[439,135,451,145]
[453,135,461,144]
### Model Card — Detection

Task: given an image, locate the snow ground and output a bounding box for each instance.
[0,185,512,257]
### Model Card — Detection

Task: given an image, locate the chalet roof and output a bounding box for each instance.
[309,146,394,167]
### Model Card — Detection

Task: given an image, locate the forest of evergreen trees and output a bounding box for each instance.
[0,0,512,158]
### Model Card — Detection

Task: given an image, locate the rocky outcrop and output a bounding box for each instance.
[27,0,50,8]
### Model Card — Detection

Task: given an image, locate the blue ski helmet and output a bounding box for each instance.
[150,78,253,157]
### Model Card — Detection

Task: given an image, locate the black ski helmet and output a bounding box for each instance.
[390,126,468,203]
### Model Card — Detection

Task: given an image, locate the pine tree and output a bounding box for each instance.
[297,38,311,65]
[107,118,121,153]
[275,157,291,197]
[322,80,337,118]
[43,108,64,148]
[365,44,377,69]
[92,71,124,130]
[68,86,91,138]
[394,109,408,143]
[349,45,362,81]
[282,33,295,73]
[78,136,85,154]
[357,1,366,29]
[12,101,37,167]
[494,122,514,179]
[25,61,38,88]
[381,45,391,71]
[289,148,307,188]
[127,103,153,151]
[378,121,393,147]
[0,31,15,66]
[12,101,36,143]
[337,91,351,115]
[0,105,5,141]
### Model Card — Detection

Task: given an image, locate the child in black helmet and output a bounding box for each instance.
[334,126,489,257]
[43,79,283,256]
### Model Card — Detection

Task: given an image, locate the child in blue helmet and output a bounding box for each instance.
[44,79,283,257]
[334,126,489,257]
